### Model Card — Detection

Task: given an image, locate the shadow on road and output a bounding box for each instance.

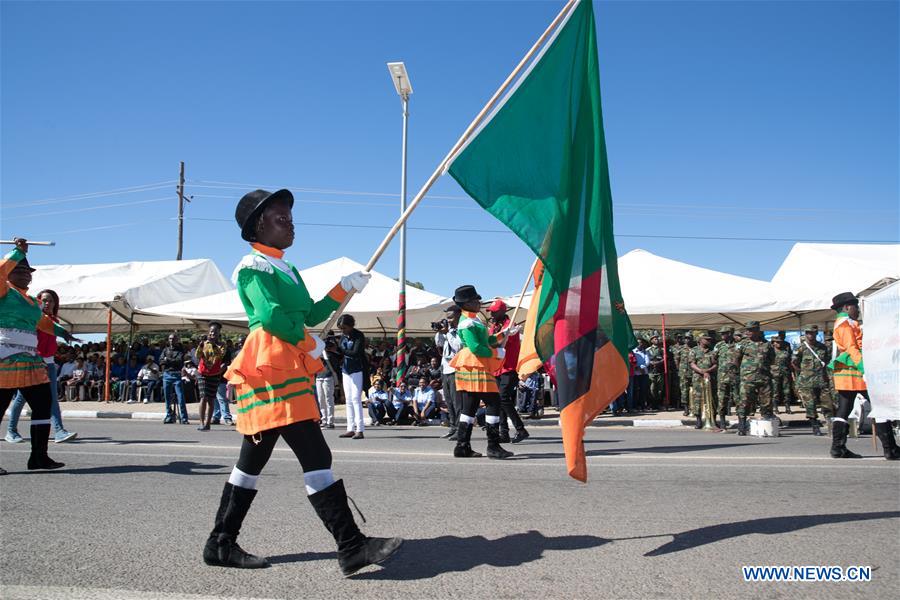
[267,530,609,579]
[517,442,750,460]
[642,511,900,556]
[69,436,199,445]
[18,460,226,476]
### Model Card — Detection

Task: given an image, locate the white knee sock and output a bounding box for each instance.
[486,415,500,425]
[228,466,259,490]
[459,414,475,424]
[304,469,335,495]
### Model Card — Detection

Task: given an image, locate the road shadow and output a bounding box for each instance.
[17,460,225,476]
[271,530,609,580]
[69,436,198,445]
[643,511,900,556]
[517,442,749,460]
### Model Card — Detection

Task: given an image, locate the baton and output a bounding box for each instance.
[0,240,56,246]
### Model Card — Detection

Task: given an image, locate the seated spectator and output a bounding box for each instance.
[181,359,199,404]
[367,380,390,426]
[427,357,442,387]
[57,350,77,398]
[405,360,426,388]
[109,355,127,402]
[387,382,414,425]
[65,358,88,401]
[412,377,437,425]
[137,355,161,404]
[518,371,544,419]
[122,355,141,403]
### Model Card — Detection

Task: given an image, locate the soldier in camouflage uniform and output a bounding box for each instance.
[677,334,695,416]
[714,326,738,429]
[671,334,684,411]
[770,335,793,414]
[689,331,718,429]
[792,325,831,436]
[733,321,775,436]
[646,335,665,410]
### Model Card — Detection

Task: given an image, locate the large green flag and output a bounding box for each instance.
[448,0,634,482]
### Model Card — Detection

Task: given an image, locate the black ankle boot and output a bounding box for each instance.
[511,428,530,444]
[737,417,747,436]
[485,424,513,459]
[308,479,402,576]
[203,483,269,568]
[453,422,481,457]
[809,417,823,437]
[718,415,728,430]
[498,429,511,444]
[830,421,862,459]
[874,422,900,460]
[27,424,64,470]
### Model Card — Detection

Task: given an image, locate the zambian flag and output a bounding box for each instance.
[447,0,634,482]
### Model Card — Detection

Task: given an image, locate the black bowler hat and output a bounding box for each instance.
[830,291,859,312]
[453,285,482,306]
[13,256,36,273]
[235,189,294,242]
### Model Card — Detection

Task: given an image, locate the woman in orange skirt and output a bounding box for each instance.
[202,189,401,576]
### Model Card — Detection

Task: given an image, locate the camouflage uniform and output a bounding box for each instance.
[794,338,833,419]
[714,329,739,416]
[646,341,665,409]
[689,344,717,416]
[671,341,684,408]
[677,340,695,414]
[735,327,775,419]
[770,342,793,412]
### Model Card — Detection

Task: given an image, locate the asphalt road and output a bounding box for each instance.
[1,419,898,599]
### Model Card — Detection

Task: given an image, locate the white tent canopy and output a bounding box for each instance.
[771,243,900,298]
[31,259,233,333]
[138,257,447,335]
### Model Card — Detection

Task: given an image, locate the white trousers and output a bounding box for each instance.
[342,371,364,432]
[316,377,335,425]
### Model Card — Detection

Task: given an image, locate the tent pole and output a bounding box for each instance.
[662,313,670,410]
[105,307,112,403]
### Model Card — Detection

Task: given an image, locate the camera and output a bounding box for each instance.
[430,318,448,332]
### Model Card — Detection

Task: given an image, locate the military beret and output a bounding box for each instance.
[683,333,693,339]
[701,330,715,339]
[718,326,733,334]
[804,325,819,333]
[745,320,760,330]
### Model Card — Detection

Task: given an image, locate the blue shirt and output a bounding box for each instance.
[391,389,411,410]
[412,386,435,410]
[369,389,389,405]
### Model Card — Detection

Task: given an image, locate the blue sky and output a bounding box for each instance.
[2,0,897,300]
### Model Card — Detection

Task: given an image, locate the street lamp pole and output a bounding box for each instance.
[388,62,413,386]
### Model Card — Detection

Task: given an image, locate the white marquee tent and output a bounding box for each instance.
[137,257,447,335]
[772,243,900,298]
[31,259,233,333]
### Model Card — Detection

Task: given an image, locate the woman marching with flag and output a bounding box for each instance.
[202,189,402,575]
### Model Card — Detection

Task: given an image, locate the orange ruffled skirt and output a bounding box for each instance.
[450,349,502,394]
[0,354,49,389]
[225,328,324,436]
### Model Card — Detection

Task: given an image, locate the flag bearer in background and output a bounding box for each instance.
[449,285,514,460]
[488,298,529,444]
[827,292,899,460]
[201,189,401,575]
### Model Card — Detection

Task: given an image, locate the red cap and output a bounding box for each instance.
[488,298,508,312]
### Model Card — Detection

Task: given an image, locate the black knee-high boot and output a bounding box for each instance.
[203,482,269,568]
[307,479,402,576]
[27,424,64,470]
[453,421,481,458]
[485,423,513,459]
[874,422,900,460]
[830,421,862,459]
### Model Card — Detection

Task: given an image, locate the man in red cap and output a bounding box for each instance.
[488,298,529,444]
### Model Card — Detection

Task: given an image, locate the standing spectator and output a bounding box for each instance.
[4,288,77,444]
[109,355,127,402]
[412,377,436,425]
[211,338,235,425]
[647,334,665,410]
[367,379,390,426]
[435,306,463,440]
[182,359,199,404]
[159,333,189,424]
[316,337,338,429]
[337,315,367,439]
[487,298,529,444]
[196,322,228,431]
[632,338,651,411]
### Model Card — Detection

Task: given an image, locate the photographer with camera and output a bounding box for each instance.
[434,306,463,440]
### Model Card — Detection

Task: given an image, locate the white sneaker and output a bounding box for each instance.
[142,399,149,404]
[54,430,78,443]
[5,431,24,443]
[126,399,136,404]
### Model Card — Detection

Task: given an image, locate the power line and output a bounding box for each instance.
[182,218,898,243]
[35,218,176,236]
[5,197,172,221]
[4,181,178,208]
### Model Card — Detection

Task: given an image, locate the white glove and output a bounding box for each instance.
[495,347,506,360]
[503,325,523,337]
[341,271,371,293]
[308,334,326,360]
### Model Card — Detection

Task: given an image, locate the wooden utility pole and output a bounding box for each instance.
[176,161,185,260]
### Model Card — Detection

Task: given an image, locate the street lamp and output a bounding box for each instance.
[387,61,412,385]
